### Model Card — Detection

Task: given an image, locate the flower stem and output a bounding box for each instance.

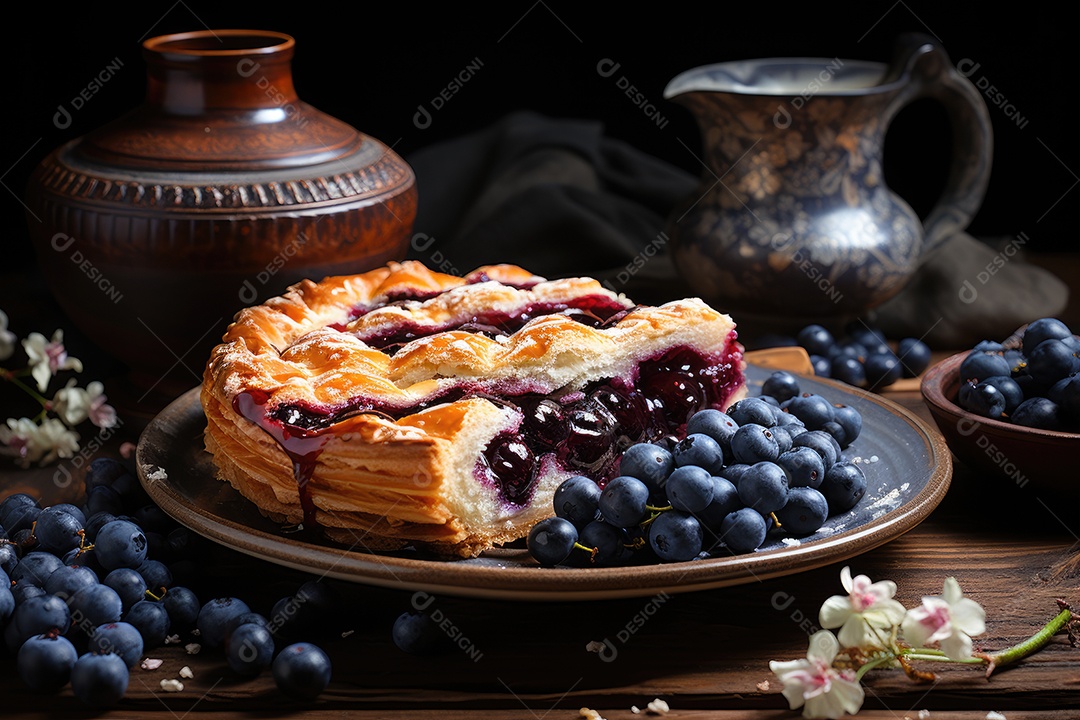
[4,372,49,407]
[978,606,1073,677]
[903,653,985,664]
[854,655,894,681]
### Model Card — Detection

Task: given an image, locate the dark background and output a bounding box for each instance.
[3,3,1072,267]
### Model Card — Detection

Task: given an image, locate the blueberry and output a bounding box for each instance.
[18,632,78,692]
[981,375,1025,415]
[616,444,674,494]
[790,430,839,472]
[1026,339,1080,385]
[1011,397,1061,430]
[43,565,98,602]
[831,404,862,447]
[527,517,579,567]
[776,447,826,489]
[809,355,831,377]
[829,356,866,388]
[776,487,830,535]
[832,342,869,361]
[730,424,780,464]
[162,586,200,633]
[71,651,129,707]
[720,463,751,488]
[761,371,801,403]
[648,511,703,562]
[770,425,794,454]
[0,587,13,626]
[728,397,778,428]
[959,350,1011,383]
[273,642,332,699]
[84,458,128,494]
[685,410,739,456]
[598,476,650,528]
[897,338,932,377]
[83,512,117,543]
[672,433,725,474]
[12,594,73,644]
[11,551,63,586]
[551,476,601,528]
[1,502,41,536]
[138,559,172,594]
[89,621,143,669]
[719,508,768,554]
[1022,317,1074,356]
[197,597,252,647]
[392,611,448,655]
[124,599,171,649]
[820,462,867,513]
[104,568,147,613]
[1049,374,1080,420]
[958,379,1007,418]
[94,520,148,571]
[68,584,123,634]
[226,622,276,675]
[737,462,789,515]
[797,325,835,356]
[576,520,626,567]
[696,476,741,531]
[784,394,836,430]
[85,486,124,518]
[665,465,715,513]
[863,352,901,389]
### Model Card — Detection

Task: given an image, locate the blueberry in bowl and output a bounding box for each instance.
[920,318,1080,496]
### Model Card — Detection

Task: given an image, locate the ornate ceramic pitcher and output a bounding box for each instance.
[664,34,992,319]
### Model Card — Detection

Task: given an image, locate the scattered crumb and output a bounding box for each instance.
[756,680,770,692]
[585,640,606,654]
[579,709,606,720]
[780,538,800,547]
[919,711,931,720]
[986,713,1006,720]
[341,630,355,638]
[160,679,184,692]
[141,658,163,670]
[631,706,640,714]
[179,666,194,679]
[184,643,201,655]
[164,634,181,645]
[870,455,879,463]
[192,629,201,636]
[646,698,670,715]
[145,466,168,481]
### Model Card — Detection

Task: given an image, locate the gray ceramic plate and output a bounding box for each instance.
[136,367,951,601]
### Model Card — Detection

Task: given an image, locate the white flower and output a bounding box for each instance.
[901,577,986,661]
[0,417,40,466]
[770,630,864,719]
[53,379,90,426]
[0,309,16,361]
[23,329,83,392]
[0,417,79,468]
[86,381,118,428]
[819,566,907,648]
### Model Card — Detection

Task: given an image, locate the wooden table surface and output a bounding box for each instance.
[3,255,1080,719]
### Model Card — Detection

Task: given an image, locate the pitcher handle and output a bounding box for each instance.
[884,33,993,254]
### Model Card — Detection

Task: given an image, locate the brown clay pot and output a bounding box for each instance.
[25,29,416,412]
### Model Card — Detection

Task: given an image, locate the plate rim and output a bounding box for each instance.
[136,371,952,601]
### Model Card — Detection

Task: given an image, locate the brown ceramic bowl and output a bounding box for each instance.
[921,351,1080,495]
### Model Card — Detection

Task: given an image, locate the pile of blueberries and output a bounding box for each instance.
[527,371,869,567]
[761,323,932,390]
[0,457,334,707]
[957,317,1080,430]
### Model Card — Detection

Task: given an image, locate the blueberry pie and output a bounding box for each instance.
[201,261,745,557]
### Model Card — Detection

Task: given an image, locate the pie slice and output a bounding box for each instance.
[200,261,746,557]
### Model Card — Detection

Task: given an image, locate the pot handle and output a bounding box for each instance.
[883,33,993,255]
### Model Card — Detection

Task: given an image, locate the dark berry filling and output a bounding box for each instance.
[235,337,743,516]
[349,296,632,354]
